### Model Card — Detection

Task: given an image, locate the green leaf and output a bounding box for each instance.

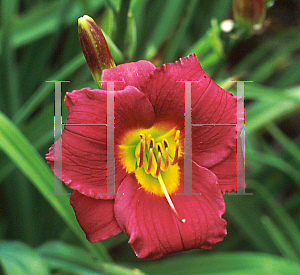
[125,12,137,59]
[38,241,148,275]
[115,0,131,51]
[164,0,198,63]
[185,19,224,72]
[261,216,299,262]
[250,180,300,259]
[224,195,278,254]
[0,0,21,116]
[144,0,187,60]
[0,111,111,262]
[13,54,85,125]
[0,241,50,275]
[137,253,300,275]
[266,122,300,166]
[38,241,102,268]
[105,0,121,14]
[0,0,105,53]
[246,100,299,134]
[247,147,300,186]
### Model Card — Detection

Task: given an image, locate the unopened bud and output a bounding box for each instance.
[233,0,266,29]
[78,15,115,87]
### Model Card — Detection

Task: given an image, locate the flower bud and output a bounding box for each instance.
[78,15,115,87]
[233,0,266,29]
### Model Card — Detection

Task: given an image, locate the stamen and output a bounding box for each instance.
[162,139,169,171]
[155,144,162,177]
[146,139,154,174]
[138,134,145,168]
[146,135,152,149]
[158,174,186,223]
[172,130,180,165]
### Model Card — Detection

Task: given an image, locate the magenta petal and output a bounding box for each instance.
[114,86,155,142]
[140,54,238,167]
[114,163,227,260]
[46,87,155,198]
[101,60,156,91]
[192,86,238,168]
[140,54,210,126]
[46,133,126,199]
[70,191,122,242]
[210,137,245,193]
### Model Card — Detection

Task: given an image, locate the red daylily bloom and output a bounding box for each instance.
[46,54,244,260]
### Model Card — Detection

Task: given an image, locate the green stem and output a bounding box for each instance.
[104,0,118,16]
[115,0,130,52]
[1,0,20,117]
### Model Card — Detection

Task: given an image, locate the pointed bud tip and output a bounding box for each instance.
[77,15,115,88]
[78,15,95,27]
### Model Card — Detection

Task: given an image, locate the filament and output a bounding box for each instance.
[138,134,145,168]
[162,139,169,171]
[155,144,162,177]
[146,139,154,174]
[172,130,180,165]
[158,174,186,223]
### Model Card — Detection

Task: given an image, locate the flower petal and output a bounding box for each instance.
[46,86,154,198]
[192,90,238,168]
[101,60,156,91]
[140,54,238,167]
[140,54,212,127]
[114,87,155,142]
[210,137,245,193]
[114,163,226,260]
[70,191,122,242]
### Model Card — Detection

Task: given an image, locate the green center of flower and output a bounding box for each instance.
[118,124,185,222]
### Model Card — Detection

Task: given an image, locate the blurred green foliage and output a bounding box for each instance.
[0,0,300,274]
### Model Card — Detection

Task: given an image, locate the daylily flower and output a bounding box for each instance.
[46,54,243,260]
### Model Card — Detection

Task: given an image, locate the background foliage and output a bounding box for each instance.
[1,0,300,274]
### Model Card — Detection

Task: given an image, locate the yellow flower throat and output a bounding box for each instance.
[118,124,185,222]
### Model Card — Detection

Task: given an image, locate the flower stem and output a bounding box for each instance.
[115,0,131,52]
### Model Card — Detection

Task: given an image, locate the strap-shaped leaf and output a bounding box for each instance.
[0,111,110,261]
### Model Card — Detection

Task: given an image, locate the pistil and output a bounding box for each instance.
[130,127,183,217]
[158,174,186,223]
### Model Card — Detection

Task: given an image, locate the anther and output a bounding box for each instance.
[138,134,145,168]
[155,144,162,177]
[172,130,180,165]
[162,139,169,171]
[146,139,154,173]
